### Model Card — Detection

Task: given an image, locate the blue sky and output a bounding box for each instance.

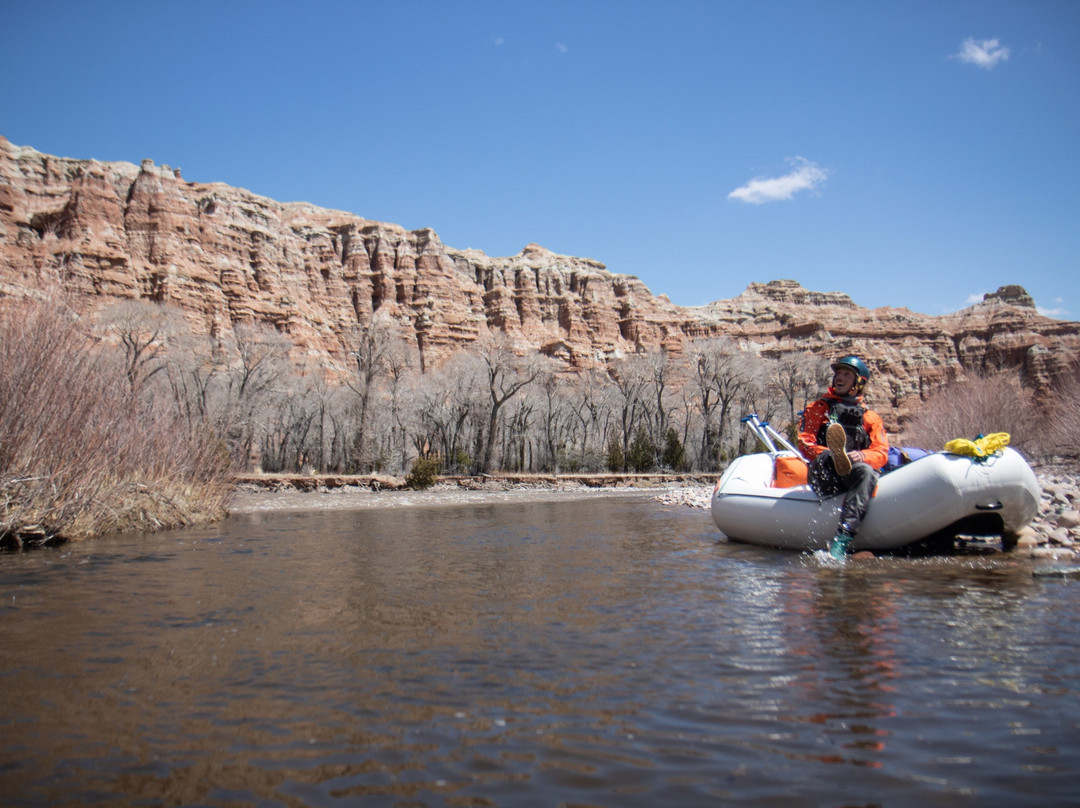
[3,1,1077,318]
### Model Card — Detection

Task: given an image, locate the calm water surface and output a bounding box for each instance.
[2,493,1079,807]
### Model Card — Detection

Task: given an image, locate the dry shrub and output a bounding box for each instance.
[1039,363,1080,462]
[0,298,232,545]
[900,370,1038,458]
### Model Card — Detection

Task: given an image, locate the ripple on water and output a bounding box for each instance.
[2,495,1079,806]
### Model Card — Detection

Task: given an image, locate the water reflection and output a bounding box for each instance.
[2,495,1079,806]
[778,570,902,767]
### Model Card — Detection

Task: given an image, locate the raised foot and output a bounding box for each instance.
[826,423,852,477]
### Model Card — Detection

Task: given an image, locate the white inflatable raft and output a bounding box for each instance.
[710,416,1041,553]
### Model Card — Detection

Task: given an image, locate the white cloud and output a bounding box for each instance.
[555,42,568,54]
[966,292,986,305]
[955,37,1010,69]
[494,36,504,46]
[1037,301,1069,318]
[728,158,829,205]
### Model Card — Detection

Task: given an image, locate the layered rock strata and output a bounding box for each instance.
[2,136,1078,422]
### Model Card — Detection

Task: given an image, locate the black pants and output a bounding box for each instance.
[808,451,879,537]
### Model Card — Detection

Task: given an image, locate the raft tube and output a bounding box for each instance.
[710,448,1040,552]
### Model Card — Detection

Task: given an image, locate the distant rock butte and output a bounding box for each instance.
[2,136,1078,423]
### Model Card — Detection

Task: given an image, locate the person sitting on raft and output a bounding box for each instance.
[797,355,890,558]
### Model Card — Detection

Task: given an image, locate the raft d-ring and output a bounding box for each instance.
[975,501,1004,511]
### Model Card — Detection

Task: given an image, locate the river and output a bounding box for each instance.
[2,491,1078,806]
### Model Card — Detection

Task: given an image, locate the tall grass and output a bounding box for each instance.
[1,298,232,546]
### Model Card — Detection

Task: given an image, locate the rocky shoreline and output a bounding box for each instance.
[655,465,1080,559]
[1021,466,1080,557]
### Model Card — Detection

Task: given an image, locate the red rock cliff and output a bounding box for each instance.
[2,136,1078,418]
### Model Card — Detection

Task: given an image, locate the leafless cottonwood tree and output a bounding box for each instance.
[672,382,700,467]
[606,354,652,471]
[97,299,188,397]
[735,361,782,455]
[501,387,538,472]
[261,383,316,472]
[410,352,484,472]
[164,332,227,430]
[772,352,828,434]
[380,331,418,474]
[344,312,404,472]
[688,339,757,469]
[297,367,344,473]
[534,369,580,473]
[641,347,679,466]
[221,323,294,467]
[556,369,613,472]
[476,335,545,474]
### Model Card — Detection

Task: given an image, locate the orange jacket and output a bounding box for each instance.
[797,391,889,470]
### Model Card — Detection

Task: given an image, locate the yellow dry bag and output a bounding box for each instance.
[943,432,1010,459]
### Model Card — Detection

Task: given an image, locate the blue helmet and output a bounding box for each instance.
[831,355,871,392]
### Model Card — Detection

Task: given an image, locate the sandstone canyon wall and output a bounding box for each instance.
[2,135,1078,422]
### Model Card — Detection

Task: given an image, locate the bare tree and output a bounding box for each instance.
[502,389,538,472]
[231,323,292,401]
[294,367,347,473]
[642,347,678,463]
[222,323,294,468]
[164,332,226,430]
[410,352,485,472]
[534,368,579,472]
[772,352,827,434]
[736,359,780,456]
[561,369,614,472]
[688,338,756,469]
[261,382,318,472]
[97,299,187,396]
[344,312,404,471]
[381,331,418,474]
[607,354,652,471]
[476,335,544,474]
[1,298,231,542]
[663,352,703,469]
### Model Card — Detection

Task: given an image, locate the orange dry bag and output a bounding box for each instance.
[773,455,808,488]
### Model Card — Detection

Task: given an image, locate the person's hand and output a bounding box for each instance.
[848,450,863,464]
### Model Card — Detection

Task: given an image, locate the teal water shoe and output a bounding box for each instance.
[828,533,852,558]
